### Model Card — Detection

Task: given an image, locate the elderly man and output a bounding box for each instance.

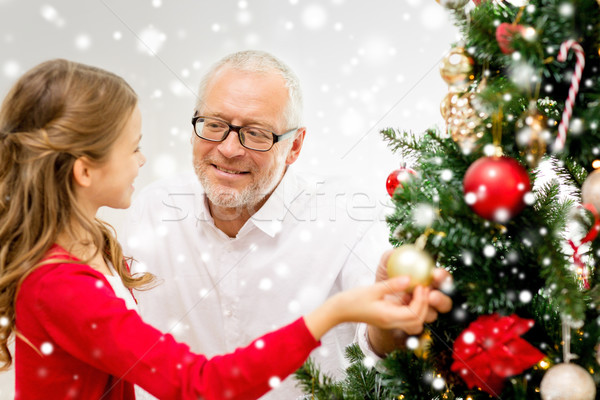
[124,50,451,399]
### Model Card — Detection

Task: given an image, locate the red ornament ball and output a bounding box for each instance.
[386,166,417,197]
[463,156,531,222]
[495,22,526,55]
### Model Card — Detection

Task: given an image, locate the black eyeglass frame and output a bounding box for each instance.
[191,115,298,152]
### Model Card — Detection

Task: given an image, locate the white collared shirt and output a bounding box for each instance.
[123,168,389,399]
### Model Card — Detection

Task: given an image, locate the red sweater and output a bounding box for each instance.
[15,247,319,399]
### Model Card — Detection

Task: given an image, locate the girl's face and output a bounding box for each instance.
[86,105,146,211]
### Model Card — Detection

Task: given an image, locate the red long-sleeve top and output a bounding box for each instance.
[15,247,319,399]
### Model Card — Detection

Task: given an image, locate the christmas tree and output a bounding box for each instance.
[296,0,600,399]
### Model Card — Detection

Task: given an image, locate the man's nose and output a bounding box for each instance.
[217,130,246,158]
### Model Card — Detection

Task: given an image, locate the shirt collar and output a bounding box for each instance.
[249,167,304,237]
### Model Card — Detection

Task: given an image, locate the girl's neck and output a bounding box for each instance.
[56,230,112,276]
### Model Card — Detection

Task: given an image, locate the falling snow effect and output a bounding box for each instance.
[0,1,460,396]
[136,25,167,55]
[406,336,419,350]
[40,4,65,27]
[432,376,445,390]
[412,203,436,227]
[3,60,19,78]
[40,342,53,355]
[74,34,91,51]
[268,376,281,388]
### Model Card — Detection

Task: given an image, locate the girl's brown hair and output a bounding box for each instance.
[0,59,154,369]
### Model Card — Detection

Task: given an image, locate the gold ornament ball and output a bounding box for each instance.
[444,92,484,154]
[515,106,550,168]
[387,245,435,292]
[439,47,474,91]
[540,363,596,400]
[581,169,600,213]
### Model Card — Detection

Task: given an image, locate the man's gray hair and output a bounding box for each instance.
[196,50,303,130]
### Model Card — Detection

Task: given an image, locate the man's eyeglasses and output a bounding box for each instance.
[191,115,297,152]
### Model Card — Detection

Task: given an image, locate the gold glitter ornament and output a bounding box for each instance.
[446,92,485,154]
[440,47,474,92]
[515,104,550,168]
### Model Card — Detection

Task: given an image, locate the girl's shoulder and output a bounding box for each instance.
[19,245,109,304]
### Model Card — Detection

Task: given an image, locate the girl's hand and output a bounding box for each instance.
[366,250,454,356]
[304,276,431,341]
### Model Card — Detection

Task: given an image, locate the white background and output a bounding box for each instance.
[0,0,458,396]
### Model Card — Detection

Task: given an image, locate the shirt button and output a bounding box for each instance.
[224,310,232,317]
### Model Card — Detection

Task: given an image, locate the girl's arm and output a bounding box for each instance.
[20,263,423,400]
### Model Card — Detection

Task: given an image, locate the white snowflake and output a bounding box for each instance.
[137,25,167,55]
[483,244,496,258]
[519,290,532,303]
[301,4,328,30]
[412,203,436,227]
[559,3,574,16]
[432,376,445,390]
[462,331,475,344]
[363,356,376,368]
[40,342,53,355]
[237,10,252,25]
[406,336,419,350]
[268,376,281,388]
[461,251,473,266]
[152,154,177,178]
[259,278,273,291]
[40,4,65,27]
[74,34,91,50]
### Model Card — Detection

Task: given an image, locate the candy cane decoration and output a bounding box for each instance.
[567,203,600,290]
[553,39,585,152]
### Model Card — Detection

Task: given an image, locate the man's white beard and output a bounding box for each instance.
[193,151,288,211]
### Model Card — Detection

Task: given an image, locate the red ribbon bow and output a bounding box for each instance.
[568,203,600,289]
[451,313,545,396]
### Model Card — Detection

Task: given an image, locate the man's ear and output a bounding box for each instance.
[285,128,306,165]
[72,157,93,188]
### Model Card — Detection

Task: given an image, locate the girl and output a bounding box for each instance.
[0,59,432,399]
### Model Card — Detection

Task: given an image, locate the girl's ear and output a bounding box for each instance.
[72,157,93,188]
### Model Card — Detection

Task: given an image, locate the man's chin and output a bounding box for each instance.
[206,188,242,207]
[207,188,269,212]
